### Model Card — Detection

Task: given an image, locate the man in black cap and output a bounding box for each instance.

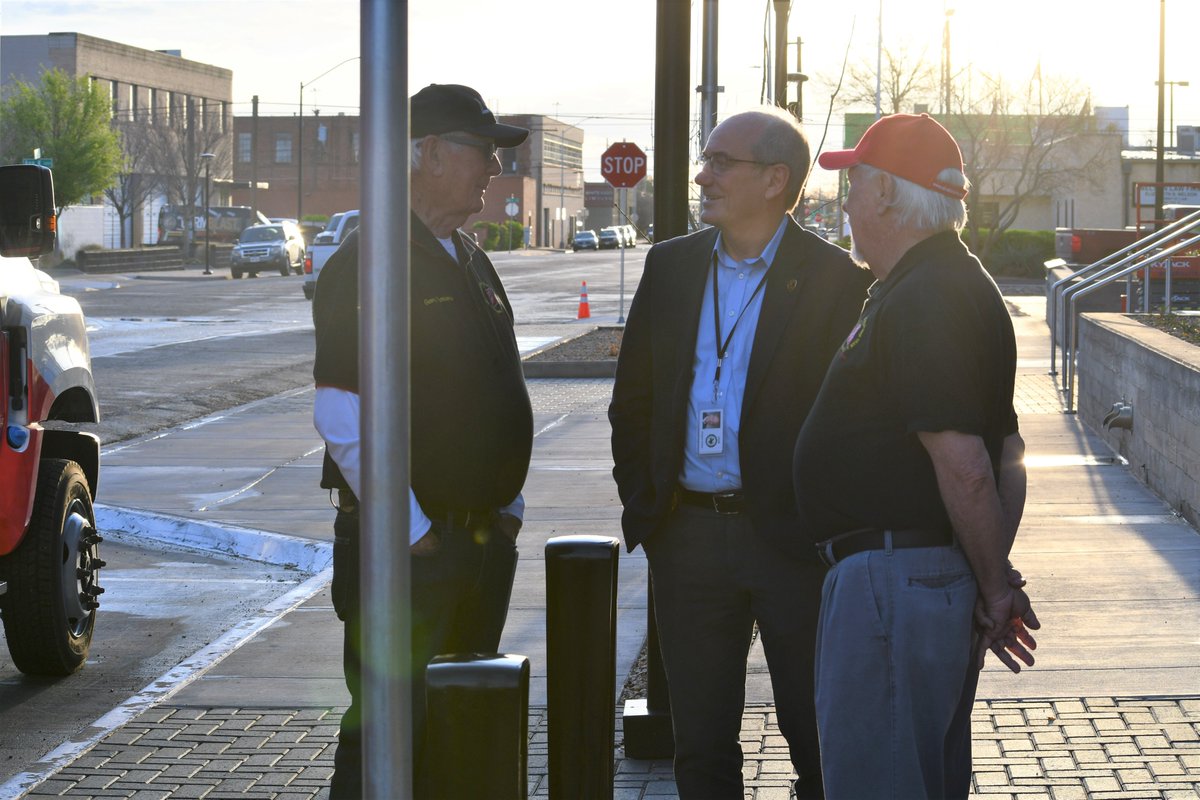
[313,83,533,799]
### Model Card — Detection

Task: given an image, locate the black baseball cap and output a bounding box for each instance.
[411,84,529,148]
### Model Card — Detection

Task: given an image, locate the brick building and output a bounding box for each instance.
[231,112,360,221]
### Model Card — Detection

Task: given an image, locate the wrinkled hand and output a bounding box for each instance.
[410,528,440,557]
[497,513,522,543]
[974,575,1040,673]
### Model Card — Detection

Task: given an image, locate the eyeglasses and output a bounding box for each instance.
[439,134,498,160]
[698,152,772,175]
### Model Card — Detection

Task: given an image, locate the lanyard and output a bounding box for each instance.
[711,253,770,403]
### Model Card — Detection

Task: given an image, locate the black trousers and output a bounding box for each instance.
[328,509,518,799]
[644,504,826,800]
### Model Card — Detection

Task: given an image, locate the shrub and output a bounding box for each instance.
[974,229,1055,278]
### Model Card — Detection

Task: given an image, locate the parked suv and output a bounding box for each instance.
[230,222,306,279]
[572,230,599,251]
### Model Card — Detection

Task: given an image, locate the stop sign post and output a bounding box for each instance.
[601,142,647,188]
[600,142,646,325]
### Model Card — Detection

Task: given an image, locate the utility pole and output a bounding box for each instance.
[772,0,789,107]
[697,0,720,149]
[1154,0,1166,228]
[251,95,259,219]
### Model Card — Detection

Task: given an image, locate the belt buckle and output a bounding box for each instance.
[712,491,741,515]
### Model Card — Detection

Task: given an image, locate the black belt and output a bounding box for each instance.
[816,527,953,567]
[676,489,746,515]
[336,490,495,530]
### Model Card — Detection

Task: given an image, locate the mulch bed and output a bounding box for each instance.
[1136,313,1200,346]
[524,326,622,361]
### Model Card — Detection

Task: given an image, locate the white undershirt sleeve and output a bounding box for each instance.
[313,386,432,545]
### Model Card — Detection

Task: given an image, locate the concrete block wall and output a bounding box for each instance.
[1077,313,1200,527]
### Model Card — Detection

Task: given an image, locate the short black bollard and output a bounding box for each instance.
[545,534,620,799]
[425,653,530,800]
[621,581,676,759]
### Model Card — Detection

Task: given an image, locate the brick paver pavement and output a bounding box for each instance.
[28,698,1200,799]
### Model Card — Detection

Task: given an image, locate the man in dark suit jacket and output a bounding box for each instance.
[609,108,872,799]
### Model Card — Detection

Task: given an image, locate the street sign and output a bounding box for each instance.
[21,158,53,168]
[504,197,519,217]
[601,142,647,189]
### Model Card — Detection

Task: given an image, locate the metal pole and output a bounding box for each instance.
[875,0,883,118]
[203,158,212,275]
[361,1,411,797]
[251,95,259,219]
[772,0,789,107]
[619,186,627,324]
[624,0,691,761]
[699,0,719,148]
[559,125,566,249]
[298,82,304,222]
[1154,0,1166,228]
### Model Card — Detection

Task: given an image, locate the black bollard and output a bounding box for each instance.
[425,653,530,800]
[545,535,619,799]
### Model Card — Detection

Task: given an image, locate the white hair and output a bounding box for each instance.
[860,164,970,231]
[411,139,424,170]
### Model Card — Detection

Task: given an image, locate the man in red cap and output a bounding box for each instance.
[313,83,532,798]
[792,114,1041,798]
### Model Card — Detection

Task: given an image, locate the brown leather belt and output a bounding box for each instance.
[677,489,746,515]
[816,527,953,567]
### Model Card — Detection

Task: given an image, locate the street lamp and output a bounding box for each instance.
[200,152,215,275]
[298,56,360,221]
[1156,79,1190,148]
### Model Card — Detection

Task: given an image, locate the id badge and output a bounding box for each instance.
[698,408,724,455]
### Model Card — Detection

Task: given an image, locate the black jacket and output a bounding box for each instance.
[608,218,872,559]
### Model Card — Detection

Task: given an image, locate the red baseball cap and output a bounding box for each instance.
[817,113,967,199]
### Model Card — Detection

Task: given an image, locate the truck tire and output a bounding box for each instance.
[231,267,243,279]
[0,459,102,676]
[278,260,290,277]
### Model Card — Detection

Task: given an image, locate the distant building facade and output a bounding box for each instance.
[1,32,233,247]
[231,112,360,220]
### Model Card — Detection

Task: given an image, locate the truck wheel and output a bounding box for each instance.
[278,260,290,277]
[231,267,243,279]
[0,459,102,676]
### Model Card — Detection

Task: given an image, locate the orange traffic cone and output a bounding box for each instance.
[577,281,591,319]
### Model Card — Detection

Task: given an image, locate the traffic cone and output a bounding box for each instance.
[577,281,591,319]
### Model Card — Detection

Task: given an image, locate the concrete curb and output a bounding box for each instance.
[94,504,332,574]
[522,360,617,378]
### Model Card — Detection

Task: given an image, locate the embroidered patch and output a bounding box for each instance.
[423,295,454,306]
[840,317,866,354]
[480,282,505,314]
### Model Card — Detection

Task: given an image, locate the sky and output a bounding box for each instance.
[4,0,1199,194]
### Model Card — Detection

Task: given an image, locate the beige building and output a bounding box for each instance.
[1,32,233,246]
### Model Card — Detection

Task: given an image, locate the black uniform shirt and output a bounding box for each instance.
[792,230,1018,541]
[312,216,532,515]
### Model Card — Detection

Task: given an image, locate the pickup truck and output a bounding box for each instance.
[302,210,359,300]
[0,164,103,676]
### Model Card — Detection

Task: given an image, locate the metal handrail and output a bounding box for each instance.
[1063,229,1200,412]
[1048,208,1200,378]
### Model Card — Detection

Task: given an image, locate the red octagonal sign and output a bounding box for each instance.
[601,142,647,189]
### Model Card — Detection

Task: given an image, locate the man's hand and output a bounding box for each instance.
[497,513,522,543]
[974,582,1040,673]
[410,528,440,556]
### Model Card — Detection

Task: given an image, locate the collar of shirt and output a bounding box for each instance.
[712,215,790,273]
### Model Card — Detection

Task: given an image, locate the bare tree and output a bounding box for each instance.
[824,45,940,116]
[140,97,232,250]
[952,70,1113,261]
[103,118,161,248]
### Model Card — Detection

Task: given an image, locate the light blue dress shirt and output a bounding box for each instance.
[679,217,789,493]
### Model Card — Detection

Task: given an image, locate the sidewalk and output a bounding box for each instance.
[11,300,1200,799]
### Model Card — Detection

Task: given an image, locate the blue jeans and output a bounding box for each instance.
[814,541,978,800]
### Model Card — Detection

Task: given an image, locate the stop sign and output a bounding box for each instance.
[601,142,647,189]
